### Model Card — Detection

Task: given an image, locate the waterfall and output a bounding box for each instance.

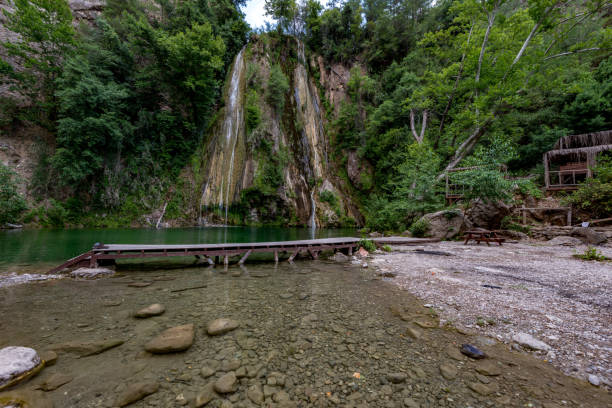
[309,190,317,234]
[199,46,246,224]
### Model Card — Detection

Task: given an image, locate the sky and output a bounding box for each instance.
[243,0,273,29]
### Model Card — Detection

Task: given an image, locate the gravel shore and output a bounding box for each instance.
[372,240,612,388]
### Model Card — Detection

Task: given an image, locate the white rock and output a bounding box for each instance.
[512,332,551,351]
[0,347,42,388]
[588,374,600,386]
[71,268,114,279]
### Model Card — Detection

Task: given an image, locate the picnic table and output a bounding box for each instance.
[463,230,505,246]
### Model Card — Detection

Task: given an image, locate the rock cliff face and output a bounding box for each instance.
[192,37,361,227]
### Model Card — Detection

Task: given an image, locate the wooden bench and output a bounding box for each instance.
[463,230,505,246]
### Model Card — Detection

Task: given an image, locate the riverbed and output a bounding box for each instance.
[1,228,611,407]
[1,258,611,406]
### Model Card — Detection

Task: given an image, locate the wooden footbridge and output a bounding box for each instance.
[48,237,437,274]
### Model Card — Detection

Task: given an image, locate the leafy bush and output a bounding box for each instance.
[267,64,289,113]
[564,156,612,218]
[319,190,338,205]
[500,216,531,234]
[246,89,261,135]
[410,218,429,238]
[0,164,27,225]
[574,246,609,262]
[359,238,377,253]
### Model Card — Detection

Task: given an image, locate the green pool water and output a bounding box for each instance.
[0,227,357,269]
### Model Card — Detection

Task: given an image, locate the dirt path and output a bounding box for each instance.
[371,240,612,389]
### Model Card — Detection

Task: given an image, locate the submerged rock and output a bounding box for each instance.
[512,332,551,351]
[207,319,239,336]
[460,344,486,359]
[114,381,159,407]
[145,324,194,353]
[0,347,43,390]
[330,252,349,262]
[49,339,124,357]
[214,372,238,393]
[439,363,458,380]
[0,389,53,408]
[194,382,217,407]
[134,303,165,318]
[37,373,73,391]
[70,267,114,279]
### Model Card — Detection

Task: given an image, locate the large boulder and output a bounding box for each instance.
[465,199,512,230]
[0,347,43,390]
[570,227,607,245]
[418,210,469,239]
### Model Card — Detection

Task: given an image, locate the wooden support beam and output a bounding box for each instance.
[224,255,229,265]
[288,249,300,263]
[308,250,319,260]
[274,251,278,263]
[239,250,252,265]
[348,246,353,256]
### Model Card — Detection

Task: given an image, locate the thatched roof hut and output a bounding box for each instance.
[544,130,612,190]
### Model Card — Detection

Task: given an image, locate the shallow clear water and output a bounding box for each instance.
[0,260,609,407]
[0,227,355,271]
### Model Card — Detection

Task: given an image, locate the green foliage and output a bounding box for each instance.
[267,65,289,113]
[564,156,612,219]
[382,244,392,252]
[410,218,429,238]
[0,164,27,225]
[500,216,531,234]
[1,0,76,125]
[246,89,262,134]
[319,190,338,206]
[574,246,609,262]
[359,238,377,253]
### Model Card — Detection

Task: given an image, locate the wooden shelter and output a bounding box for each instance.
[543,130,612,191]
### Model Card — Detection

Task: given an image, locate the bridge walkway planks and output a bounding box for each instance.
[47,236,438,273]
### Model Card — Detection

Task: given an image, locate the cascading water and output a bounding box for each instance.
[309,190,317,239]
[199,47,246,224]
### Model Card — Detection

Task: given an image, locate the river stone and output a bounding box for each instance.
[468,382,492,396]
[0,347,43,390]
[114,381,159,407]
[512,332,551,351]
[39,351,57,366]
[475,360,502,376]
[49,339,124,357]
[588,374,600,386]
[71,267,114,279]
[37,373,73,391]
[570,227,607,245]
[439,363,457,380]
[0,389,53,408]
[194,382,216,407]
[200,366,216,378]
[386,372,407,384]
[247,384,264,405]
[145,324,194,353]
[460,344,486,359]
[207,319,239,336]
[134,303,165,318]
[330,252,349,262]
[403,397,420,408]
[406,326,423,340]
[214,372,237,393]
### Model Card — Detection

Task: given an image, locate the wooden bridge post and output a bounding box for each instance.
[239,250,252,265]
[348,246,353,256]
[274,251,279,263]
[224,255,229,266]
[288,249,300,263]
